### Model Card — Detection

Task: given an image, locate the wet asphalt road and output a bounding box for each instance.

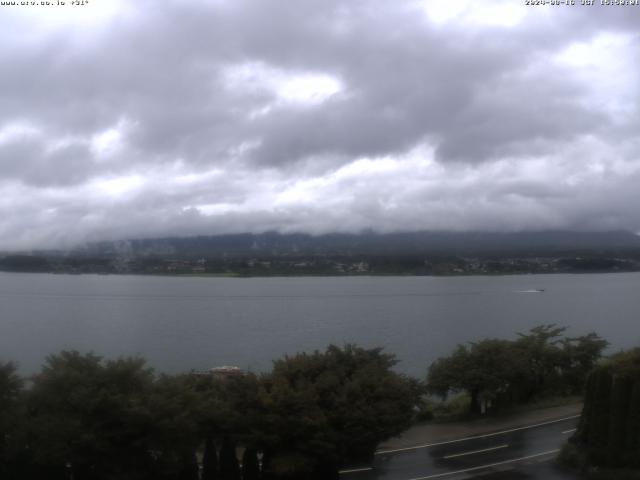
[341,417,583,480]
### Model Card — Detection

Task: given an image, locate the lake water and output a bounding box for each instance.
[1,272,639,377]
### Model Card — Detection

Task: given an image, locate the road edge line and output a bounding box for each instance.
[376,415,580,455]
[407,449,560,480]
[442,443,509,459]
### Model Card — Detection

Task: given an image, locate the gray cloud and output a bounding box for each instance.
[0,0,639,249]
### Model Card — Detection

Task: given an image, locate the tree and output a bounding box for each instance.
[427,340,525,414]
[573,348,640,468]
[146,374,204,479]
[241,447,260,480]
[202,437,218,480]
[427,325,608,414]
[257,344,420,477]
[218,436,240,480]
[560,332,609,393]
[188,371,262,444]
[26,351,156,480]
[177,451,199,480]
[0,362,25,479]
[514,324,567,398]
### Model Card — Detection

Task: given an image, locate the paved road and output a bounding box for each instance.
[341,416,583,480]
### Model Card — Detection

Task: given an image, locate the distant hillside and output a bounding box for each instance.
[72,230,640,259]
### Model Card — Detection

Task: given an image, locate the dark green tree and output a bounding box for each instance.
[219,436,240,480]
[0,362,26,479]
[428,339,525,414]
[241,447,260,480]
[560,332,609,393]
[573,348,640,468]
[188,371,261,444]
[258,344,420,477]
[146,374,204,479]
[514,324,567,398]
[26,351,156,480]
[178,451,199,480]
[202,437,218,480]
[428,326,609,414]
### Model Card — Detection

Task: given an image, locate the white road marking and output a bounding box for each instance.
[406,449,560,480]
[375,415,580,455]
[562,428,577,434]
[442,444,509,459]
[339,467,373,474]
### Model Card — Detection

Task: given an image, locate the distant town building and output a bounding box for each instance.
[191,365,245,379]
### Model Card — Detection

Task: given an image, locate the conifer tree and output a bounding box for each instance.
[202,437,219,480]
[241,448,260,480]
[219,437,240,480]
[178,451,199,480]
[574,348,640,468]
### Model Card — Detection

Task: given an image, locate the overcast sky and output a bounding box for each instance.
[0,0,638,249]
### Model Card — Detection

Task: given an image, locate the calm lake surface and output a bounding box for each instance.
[1,272,639,377]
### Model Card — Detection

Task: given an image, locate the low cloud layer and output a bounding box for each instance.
[0,0,639,249]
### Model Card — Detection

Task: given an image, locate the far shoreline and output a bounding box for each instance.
[2,269,640,279]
